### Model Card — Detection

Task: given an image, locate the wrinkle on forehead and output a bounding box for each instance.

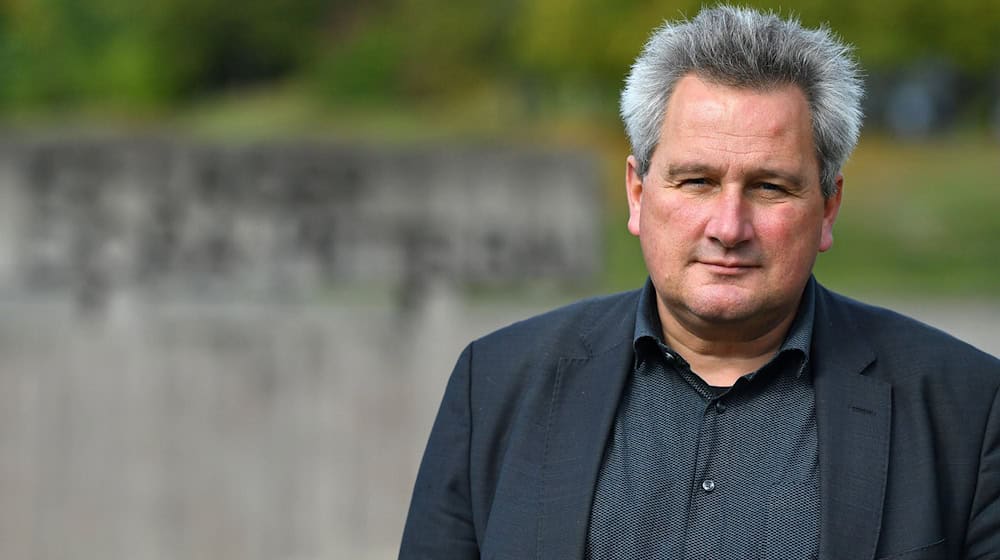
[670,98,808,140]
[655,75,818,182]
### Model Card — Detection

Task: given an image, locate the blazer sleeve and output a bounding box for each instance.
[399,344,480,559]
[965,384,1000,558]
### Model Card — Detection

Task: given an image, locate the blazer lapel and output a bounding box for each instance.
[536,296,637,559]
[812,285,891,560]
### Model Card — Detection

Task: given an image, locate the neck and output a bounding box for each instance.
[657,299,800,387]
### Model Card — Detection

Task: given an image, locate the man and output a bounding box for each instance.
[400,6,1000,559]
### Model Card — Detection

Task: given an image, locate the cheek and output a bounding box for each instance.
[757,210,826,260]
[642,195,704,236]
[638,199,693,265]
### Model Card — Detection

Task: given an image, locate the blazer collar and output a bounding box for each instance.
[811,282,891,560]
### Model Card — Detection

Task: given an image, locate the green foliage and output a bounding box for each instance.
[143,0,326,96]
[312,0,518,105]
[313,25,403,103]
[0,0,328,111]
[1,0,997,115]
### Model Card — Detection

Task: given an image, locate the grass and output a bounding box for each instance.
[814,135,1000,296]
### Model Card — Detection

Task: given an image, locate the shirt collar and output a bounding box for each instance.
[632,276,816,375]
[633,277,665,351]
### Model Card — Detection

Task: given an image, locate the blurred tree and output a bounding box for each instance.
[0,0,329,110]
[314,0,515,103]
[0,0,996,118]
[144,0,328,96]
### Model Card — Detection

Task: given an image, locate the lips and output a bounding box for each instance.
[699,260,758,268]
[697,260,760,274]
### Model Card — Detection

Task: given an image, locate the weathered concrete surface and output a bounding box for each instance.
[0,295,496,560]
[0,135,603,559]
[0,137,601,308]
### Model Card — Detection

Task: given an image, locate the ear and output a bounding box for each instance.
[818,174,843,253]
[626,155,644,237]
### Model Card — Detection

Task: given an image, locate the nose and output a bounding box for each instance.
[704,188,753,248]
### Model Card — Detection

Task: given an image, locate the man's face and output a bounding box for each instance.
[626,74,842,336]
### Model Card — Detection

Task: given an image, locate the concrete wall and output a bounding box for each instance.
[0,136,600,559]
[0,137,601,308]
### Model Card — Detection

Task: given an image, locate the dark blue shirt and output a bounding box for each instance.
[586,278,821,559]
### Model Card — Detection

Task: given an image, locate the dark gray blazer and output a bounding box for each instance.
[400,281,1000,559]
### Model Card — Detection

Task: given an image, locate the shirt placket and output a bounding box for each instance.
[682,389,727,559]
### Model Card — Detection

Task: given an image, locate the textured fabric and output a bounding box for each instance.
[586,280,820,560]
[399,279,1000,560]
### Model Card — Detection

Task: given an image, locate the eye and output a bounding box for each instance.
[756,182,791,198]
[680,177,710,187]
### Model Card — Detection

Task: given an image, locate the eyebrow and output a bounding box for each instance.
[755,168,805,189]
[662,163,805,189]
[663,163,718,179]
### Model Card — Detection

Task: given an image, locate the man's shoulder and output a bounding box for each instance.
[819,285,999,374]
[471,288,641,358]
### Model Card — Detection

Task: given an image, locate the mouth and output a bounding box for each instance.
[697,260,760,275]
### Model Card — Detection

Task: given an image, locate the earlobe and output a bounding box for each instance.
[819,175,844,252]
[626,156,643,237]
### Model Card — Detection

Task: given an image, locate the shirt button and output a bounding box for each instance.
[701,479,716,492]
[715,400,726,413]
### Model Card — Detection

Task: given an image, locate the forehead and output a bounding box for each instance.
[655,74,817,174]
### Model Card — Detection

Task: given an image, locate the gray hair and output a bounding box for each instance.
[621,6,864,197]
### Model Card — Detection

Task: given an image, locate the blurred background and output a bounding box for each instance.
[0,0,996,558]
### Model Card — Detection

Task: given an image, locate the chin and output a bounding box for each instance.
[688,305,757,324]
[695,283,755,305]
[683,288,767,324]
